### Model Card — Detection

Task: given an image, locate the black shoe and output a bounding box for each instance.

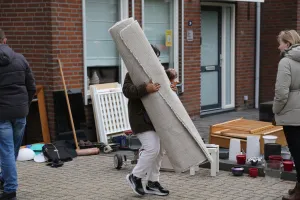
[145,181,169,196]
[0,191,16,200]
[126,174,145,196]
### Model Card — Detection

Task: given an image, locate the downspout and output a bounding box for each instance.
[141,0,144,29]
[181,0,185,93]
[132,0,135,19]
[82,0,87,105]
[255,2,261,109]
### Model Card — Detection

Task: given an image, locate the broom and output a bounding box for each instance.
[58,59,99,156]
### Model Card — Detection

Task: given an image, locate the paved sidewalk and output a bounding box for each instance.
[16,109,292,200]
[17,155,293,200]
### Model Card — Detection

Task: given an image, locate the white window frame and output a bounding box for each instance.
[201,2,236,109]
[141,0,179,75]
[82,0,129,105]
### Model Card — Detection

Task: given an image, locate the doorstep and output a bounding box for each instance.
[199,159,297,181]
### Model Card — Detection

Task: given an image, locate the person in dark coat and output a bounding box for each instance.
[0,28,36,199]
[124,45,176,196]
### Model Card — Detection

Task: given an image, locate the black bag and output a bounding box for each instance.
[42,140,77,163]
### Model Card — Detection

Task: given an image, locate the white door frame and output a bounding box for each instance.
[201,2,236,110]
[141,0,179,74]
[119,0,129,86]
[82,0,129,105]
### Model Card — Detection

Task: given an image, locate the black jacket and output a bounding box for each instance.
[0,44,36,120]
[122,73,155,134]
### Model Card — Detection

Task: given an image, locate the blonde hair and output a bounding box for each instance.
[278,30,300,46]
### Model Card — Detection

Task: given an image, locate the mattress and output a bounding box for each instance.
[109,18,212,173]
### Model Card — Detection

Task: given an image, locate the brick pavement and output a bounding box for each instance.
[16,109,293,200]
[17,155,293,200]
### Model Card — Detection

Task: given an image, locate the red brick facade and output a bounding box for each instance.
[180,0,202,116]
[260,0,298,103]
[0,0,257,140]
[235,2,256,108]
[50,0,84,136]
[0,0,56,138]
[0,0,83,139]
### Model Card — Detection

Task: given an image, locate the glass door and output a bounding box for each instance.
[200,6,222,110]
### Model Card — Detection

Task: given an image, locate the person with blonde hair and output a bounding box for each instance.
[273,30,300,200]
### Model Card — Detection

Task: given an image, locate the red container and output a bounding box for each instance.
[283,161,294,172]
[269,155,283,161]
[236,155,246,165]
[249,168,258,178]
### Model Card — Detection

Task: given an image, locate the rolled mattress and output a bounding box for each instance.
[109,18,212,173]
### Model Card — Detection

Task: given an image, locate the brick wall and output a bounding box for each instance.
[0,0,84,139]
[298,0,300,32]
[50,0,84,138]
[135,0,142,26]
[49,0,84,136]
[235,2,256,109]
[260,0,297,103]
[129,0,142,25]
[50,0,83,91]
[0,0,56,137]
[179,0,201,116]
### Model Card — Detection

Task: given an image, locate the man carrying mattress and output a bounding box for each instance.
[123,45,176,196]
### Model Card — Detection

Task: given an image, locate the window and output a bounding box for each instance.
[143,0,177,70]
[85,0,120,67]
[83,0,128,105]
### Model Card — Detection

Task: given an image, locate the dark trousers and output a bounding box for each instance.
[283,126,300,182]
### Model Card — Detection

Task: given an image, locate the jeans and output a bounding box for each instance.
[283,126,300,182]
[132,131,164,182]
[0,118,26,193]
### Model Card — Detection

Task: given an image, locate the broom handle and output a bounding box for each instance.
[58,59,80,150]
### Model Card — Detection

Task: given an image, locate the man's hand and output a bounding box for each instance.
[146,80,160,93]
[171,83,177,92]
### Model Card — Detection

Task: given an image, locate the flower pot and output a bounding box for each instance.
[231,166,244,176]
[269,155,282,162]
[283,161,294,172]
[263,135,278,144]
[249,168,258,178]
[264,143,281,160]
[236,154,246,165]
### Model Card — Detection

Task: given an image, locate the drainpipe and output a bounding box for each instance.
[132,0,135,19]
[255,2,261,109]
[82,0,87,105]
[181,0,185,93]
[141,0,144,29]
